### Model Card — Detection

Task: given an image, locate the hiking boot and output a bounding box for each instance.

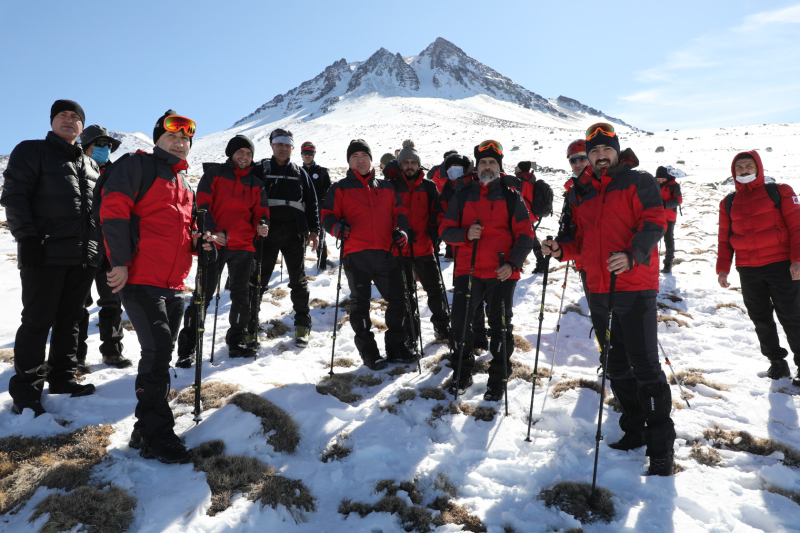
[362,354,388,371]
[11,399,46,417]
[532,260,546,274]
[447,374,473,396]
[103,354,133,369]
[139,433,193,464]
[76,360,92,374]
[295,326,310,348]
[434,326,450,342]
[483,383,504,402]
[129,427,143,450]
[49,382,96,397]
[228,337,256,358]
[387,344,418,364]
[767,359,790,380]
[609,432,646,451]
[647,453,674,476]
[473,337,489,353]
[661,264,672,274]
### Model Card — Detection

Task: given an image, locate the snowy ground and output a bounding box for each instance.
[1,123,800,532]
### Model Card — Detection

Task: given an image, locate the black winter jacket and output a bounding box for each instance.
[1,131,100,267]
[303,161,331,211]
[256,157,319,235]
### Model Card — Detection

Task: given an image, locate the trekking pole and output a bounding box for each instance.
[280,253,283,283]
[399,253,423,374]
[252,219,267,360]
[453,220,480,401]
[659,339,691,408]
[590,259,619,503]
[434,251,451,315]
[329,218,347,376]
[210,233,227,366]
[547,260,571,380]
[525,236,553,441]
[408,242,424,358]
[193,210,207,423]
[498,252,509,417]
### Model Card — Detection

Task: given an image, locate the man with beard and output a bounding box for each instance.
[300,141,331,266]
[557,140,592,306]
[385,140,449,348]
[175,135,270,364]
[542,123,675,476]
[656,166,682,274]
[440,140,535,400]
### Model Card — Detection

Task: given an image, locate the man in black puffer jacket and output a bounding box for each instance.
[1,99,100,416]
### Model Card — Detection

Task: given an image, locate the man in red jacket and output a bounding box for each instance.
[717,151,800,382]
[175,135,270,364]
[102,110,216,464]
[656,166,682,274]
[542,123,675,476]
[320,139,412,369]
[440,140,535,400]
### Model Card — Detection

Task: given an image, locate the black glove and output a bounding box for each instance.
[393,228,408,249]
[334,221,351,241]
[18,237,44,269]
[199,242,218,266]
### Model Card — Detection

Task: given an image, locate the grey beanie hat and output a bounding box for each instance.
[397,139,421,166]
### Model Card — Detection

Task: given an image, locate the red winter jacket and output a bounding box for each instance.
[432,169,448,194]
[659,176,682,223]
[196,159,270,252]
[384,169,439,257]
[716,150,800,273]
[101,147,195,290]
[440,178,535,280]
[321,168,408,257]
[560,149,666,293]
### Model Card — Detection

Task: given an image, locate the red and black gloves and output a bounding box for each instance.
[392,228,408,249]
[333,221,351,241]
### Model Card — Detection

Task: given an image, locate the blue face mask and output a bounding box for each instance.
[447,166,465,181]
[90,145,111,164]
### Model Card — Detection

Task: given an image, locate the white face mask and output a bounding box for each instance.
[447,166,464,180]
[735,173,757,184]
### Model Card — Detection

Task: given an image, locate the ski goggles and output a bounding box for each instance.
[477,140,503,155]
[93,140,114,148]
[569,155,588,164]
[163,115,196,137]
[585,123,615,141]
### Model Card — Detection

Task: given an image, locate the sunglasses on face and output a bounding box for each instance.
[569,156,588,164]
[163,115,196,137]
[93,140,113,148]
[585,123,616,140]
[477,140,503,155]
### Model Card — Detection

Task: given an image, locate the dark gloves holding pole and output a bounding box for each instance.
[333,221,351,241]
[392,228,409,249]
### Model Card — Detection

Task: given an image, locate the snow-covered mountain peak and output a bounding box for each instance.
[346,47,420,95]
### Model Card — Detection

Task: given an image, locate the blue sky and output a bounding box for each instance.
[0,0,798,154]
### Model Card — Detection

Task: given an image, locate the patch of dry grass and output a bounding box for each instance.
[339,479,446,533]
[31,486,136,533]
[656,301,694,319]
[669,368,730,392]
[253,475,316,522]
[552,378,601,398]
[513,335,532,352]
[715,302,747,314]
[268,288,288,300]
[0,348,13,365]
[264,319,290,339]
[371,318,387,331]
[564,304,588,317]
[657,314,691,328]
[370,298,389,311]
[387,365,412,377]
[174,382,240,410]
[661,293,684,303]
[309,298,330,309]
[419,386,446,401]
[704,424,800,467]
[228,393,300,453]
[325,357,355,369]
[539,481,615,524]
[766,487,800,506]
[121,319,134,332]
[0,425,114,515]
[690,444,723,467]
[316,373,383,404]
[430,497,487,532]
[321,433,352,463]
[397,389,417,403]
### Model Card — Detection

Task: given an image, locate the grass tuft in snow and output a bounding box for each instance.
[174,382,240,410]
[321,432,352,463]
[430,496,487,532]
[419,386,447,401]
[264,319,290,339]
[0,425,113,514]
[228,392,300,453]
[539,481,615,524]
[513,335,532,352]
[316,373,383,404]
[309,298,330,308]
[670,368,730,391]
[268,288,288,300]
[765,487,800,506]
[397,389,417,403]
[0,348,13,364]
[325,357,355,368]
[252,472,317,522]
[387,365,412,377]
[703,424,800,467]
[551,378,601,398]
[657,314,691,328]
[371,318,387,331]
[30,486,136,533]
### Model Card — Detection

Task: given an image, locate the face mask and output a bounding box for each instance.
[447,166,464,180]
[90,145,111,164]
[735,173,757,184]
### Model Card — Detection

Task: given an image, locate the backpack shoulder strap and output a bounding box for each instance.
[765,182,781,211]
[725,192,736,241]
[135,153,158,203]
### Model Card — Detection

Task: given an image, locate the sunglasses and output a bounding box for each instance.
[93,140,113,148]
[477,140,503,155]
[569,156,588,164]
[585,123,616,140]
[163,115,196,137]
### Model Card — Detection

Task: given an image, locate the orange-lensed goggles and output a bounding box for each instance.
[477,140,503,155]
[585,123,615,140]
[163,115,196,137]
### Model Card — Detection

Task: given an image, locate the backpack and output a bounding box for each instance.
[531,178,554,218]
[724,182,781,240]
[91,152,157,227]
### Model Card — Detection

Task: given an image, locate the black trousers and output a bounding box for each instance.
[738,260,800,364]
[398,253,450,339]
[77,255,124,360]
[344,249,406,358]
[9,264,94,403]
[251,222,311,328]
[178,248,254,351]
[120,283,184,440]
[662,221,676,266]
[450,276,516,387]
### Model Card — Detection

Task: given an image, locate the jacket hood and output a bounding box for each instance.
[732,150,765,192]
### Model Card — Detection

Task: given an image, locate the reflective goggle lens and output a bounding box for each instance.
[93,140,113,148]
[163,115,196,136]
[585,123,615,140]
[569,156,588,164]
[478,140,503,155]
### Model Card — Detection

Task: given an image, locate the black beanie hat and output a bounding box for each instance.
[442,154,472,174]
[152,109,193,146]
[518,161,532,173]
[474,141,503,168]
[347,139,372,161]
[225,134,255,158]
[50,99,85,125]
[584,124,620,155]
[655,166,671,180]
